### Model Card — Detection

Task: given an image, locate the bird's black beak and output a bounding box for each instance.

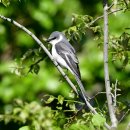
[46,39,51,42]
[46,37,56,42]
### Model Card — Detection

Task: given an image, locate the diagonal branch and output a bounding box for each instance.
[103,0,118,128]
[0,14,111,129]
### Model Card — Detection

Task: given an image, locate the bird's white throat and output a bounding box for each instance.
[49,34,63,45]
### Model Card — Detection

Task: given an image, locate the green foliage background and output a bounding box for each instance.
[0,0,130,130]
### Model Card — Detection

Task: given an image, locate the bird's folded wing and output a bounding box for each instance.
[55,42,81,79]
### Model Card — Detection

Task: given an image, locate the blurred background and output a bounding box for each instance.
[0,0,130,128]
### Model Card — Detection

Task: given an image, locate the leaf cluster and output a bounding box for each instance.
[64,14,102,43]
[11,47,47,76]
[0,0,10,7]
[0,96,107,130]
[110,32,130,67]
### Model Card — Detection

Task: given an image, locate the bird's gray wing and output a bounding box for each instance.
[55,42,81,79]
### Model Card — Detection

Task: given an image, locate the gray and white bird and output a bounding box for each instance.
[46,31,89,106]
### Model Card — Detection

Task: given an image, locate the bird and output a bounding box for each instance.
[46,31,90,107]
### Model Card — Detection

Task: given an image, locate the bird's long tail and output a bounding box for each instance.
[75,75,97,114]
[75,75,91,108]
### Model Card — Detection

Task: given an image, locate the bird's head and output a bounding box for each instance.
[46,31,65,45]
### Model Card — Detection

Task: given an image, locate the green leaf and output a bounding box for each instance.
[33,64,40,74]
[1,0,10,7]
[58,95,64,105]
[19,126,30,130]
[69,103,76,111]
[68,124,89,130]
[92,114,106,127]
[56,106,62,110]
[44,95,55,104]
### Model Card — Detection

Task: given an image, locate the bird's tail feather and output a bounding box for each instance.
[75,75,90,108]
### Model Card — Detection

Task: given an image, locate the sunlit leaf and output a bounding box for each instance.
[58,95,64,105]
[56,106,62,110]
[43,95,55,104]
[68,124,89,130]
[92,114,106,127]
[69,103,76,111]
[1,0,10,7]
[19,126,30,130]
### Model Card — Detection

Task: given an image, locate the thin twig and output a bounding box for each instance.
[119,109,130,123]
[89,8,123,26]
[103,0,118,128]
[28,57,44,73]
[91,91,106,99]
[107,2,114,10]
[0,14,111,130]
[108,8,124,15]
[113,79,118,108]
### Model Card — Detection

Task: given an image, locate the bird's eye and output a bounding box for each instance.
[50,37,56,41]
[46,36,57,42]
[52,37,57,40]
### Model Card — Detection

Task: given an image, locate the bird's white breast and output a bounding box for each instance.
[52,45,68,68]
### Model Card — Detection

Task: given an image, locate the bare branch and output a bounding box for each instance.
[103,0,118,128]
